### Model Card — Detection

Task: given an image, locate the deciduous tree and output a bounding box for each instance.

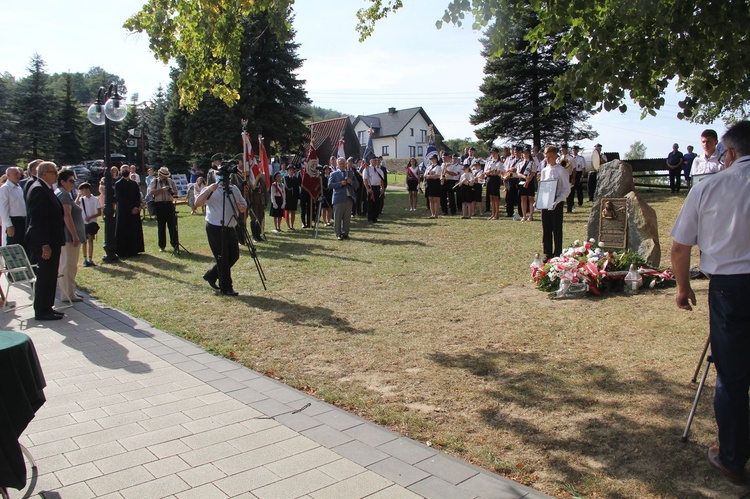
[356,0,750,123]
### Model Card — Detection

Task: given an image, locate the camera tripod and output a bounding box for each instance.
[172,205,191,256]
[219,178,267,290]
[681,336,712,443]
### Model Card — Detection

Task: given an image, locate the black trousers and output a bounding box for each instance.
[709,274,750,474]
[566,172,583,211]
[573,171,584,206]
[368,185,382,222]
[669,167,682,192]
[154,201,178,250]
[441,180,457,215]
[587,172,597,201]
[205,223,240,292]
[30,244,61,316]
[300,190,311,226]
[541,202,564,260]
[6,216,26,246]
[505,178,519,217]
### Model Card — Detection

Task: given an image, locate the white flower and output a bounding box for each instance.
[598,242,605,248]
[589,238,596,243]
[574,240,581,246]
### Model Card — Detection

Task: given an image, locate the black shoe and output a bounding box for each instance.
[159,248,165,252]
[342,234,350,239]
[203,273,220,290]
[52,310,65,317]
[221,289,239,296]
[35,313,62,321]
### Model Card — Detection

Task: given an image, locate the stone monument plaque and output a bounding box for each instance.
[598,197,627,248]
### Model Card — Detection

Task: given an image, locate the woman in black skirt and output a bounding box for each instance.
[423,155,442,218]
[283,165,300,230]
[405,157,421,211]
[471,159,484,217]
[484,147,503,220]
[270,172,286,232]
[518,146,538,221]
[457,164,475,218]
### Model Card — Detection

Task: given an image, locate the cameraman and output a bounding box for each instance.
[147,167,179,252]
[195,168,247,296]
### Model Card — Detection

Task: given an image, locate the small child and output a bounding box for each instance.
[457,164,475,219]
[76,182,102,267]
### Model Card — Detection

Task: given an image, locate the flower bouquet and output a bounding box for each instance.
[530,239,674,297]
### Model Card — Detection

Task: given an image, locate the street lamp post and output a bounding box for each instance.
[87,83,127,263]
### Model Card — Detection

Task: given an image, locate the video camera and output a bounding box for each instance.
[216,159,239,185]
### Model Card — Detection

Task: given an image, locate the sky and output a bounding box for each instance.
[1,0,726,158]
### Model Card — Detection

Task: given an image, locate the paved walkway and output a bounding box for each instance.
[2,290,549,499]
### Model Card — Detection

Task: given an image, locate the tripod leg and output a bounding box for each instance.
[681,355,713,443]
[691,336,711,383]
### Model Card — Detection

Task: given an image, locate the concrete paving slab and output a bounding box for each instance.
[2,290,549,499]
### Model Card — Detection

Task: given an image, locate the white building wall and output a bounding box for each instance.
[353,112,434,159]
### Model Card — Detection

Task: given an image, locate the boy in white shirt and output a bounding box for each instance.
[76,183,102,267]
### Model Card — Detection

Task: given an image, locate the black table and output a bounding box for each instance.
[0,331,46,491]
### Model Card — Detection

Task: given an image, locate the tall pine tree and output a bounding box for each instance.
[12,54,60,161]
[57,73,86,165]
[145,85,169,167]
[471,8,597,148]
[0,73,18,164]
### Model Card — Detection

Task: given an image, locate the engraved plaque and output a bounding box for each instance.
[598,197,627,248]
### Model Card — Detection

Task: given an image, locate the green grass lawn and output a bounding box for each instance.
[76,188,728,498]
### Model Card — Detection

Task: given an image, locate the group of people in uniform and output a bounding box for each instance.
[409,142,606,224]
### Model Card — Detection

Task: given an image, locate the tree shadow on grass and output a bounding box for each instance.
[427,349,743,497]
[235,294,374,336]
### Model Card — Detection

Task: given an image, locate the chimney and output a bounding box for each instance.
[388,107,396,114]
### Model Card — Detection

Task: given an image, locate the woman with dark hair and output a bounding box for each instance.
[283,164,300,230]
[405,158,421,211]
[56,169,85,302]
[484,148,504,220]
[423,155,442,219]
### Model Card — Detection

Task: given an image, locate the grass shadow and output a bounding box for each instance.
[237,294,374,336]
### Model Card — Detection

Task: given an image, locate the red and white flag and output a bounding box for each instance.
[242,131,261,185]
[336,138,345,159]
[301,142,322,200]
[258,135,271,190]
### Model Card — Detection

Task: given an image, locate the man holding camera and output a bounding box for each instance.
[195,167,247,296]
[672,121,750,484]
[148,166,179,253]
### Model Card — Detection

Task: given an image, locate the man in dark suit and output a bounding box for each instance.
[24,161,66,320]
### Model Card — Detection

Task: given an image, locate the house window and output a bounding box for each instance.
[409,146,416,158]
[410,128,414,136]
[358,131,367,145]
[417,146,423,156]
[382,146,389,156]
[420,129,427,142]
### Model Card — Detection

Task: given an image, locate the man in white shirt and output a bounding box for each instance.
[570,145,586,208]
[195,174,247,296]
[362,158,385,223]
[540,145,571,260]
[0,167,27,246]
[671,121,750,485]
[691,129,723,176]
